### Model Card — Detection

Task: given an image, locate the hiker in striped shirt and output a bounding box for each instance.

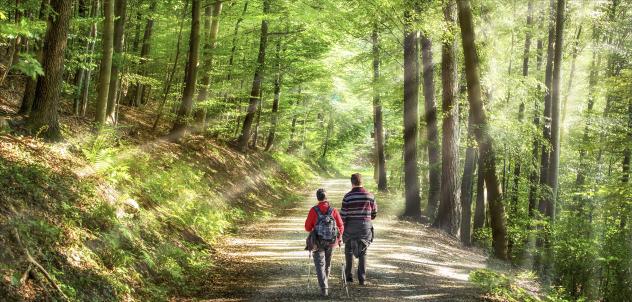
[340,173,377,285]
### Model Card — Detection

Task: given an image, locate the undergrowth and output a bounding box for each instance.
[470,269,575,302]
[0,129,314,301]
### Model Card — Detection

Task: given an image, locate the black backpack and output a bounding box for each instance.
[313,206,339,246]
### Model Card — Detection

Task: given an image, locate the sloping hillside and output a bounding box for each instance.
[0,85,316,300]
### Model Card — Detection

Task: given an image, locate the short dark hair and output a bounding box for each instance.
[351,173,362,186]
[316,188,327,201]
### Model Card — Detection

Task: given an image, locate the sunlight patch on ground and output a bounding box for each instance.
[404,293,450,300]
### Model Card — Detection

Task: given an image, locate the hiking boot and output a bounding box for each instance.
[345,278,353,283]
[320,288,329,297]
[359,280,369,286]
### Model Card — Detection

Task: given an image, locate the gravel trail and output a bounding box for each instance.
[199,179,489,301]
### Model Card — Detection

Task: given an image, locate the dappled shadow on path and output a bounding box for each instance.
[189,179,488,301]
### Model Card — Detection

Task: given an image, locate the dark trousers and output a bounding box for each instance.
[344,242,366,282]
[312,246,333,290]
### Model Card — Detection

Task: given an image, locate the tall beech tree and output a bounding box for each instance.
[238,0,270,153]
[26,0,72,140]
[402,5,421,219]
[106,0,127,123]
[128,0,157,106]
[434,0,460,236]
[421,35,440,220]
[95,0,115,125]
[19,0,51,115]
[457,0,508,260]
[195,0,224,131]
[170,0,202,140]
[264,37,283,151]
[546,0,565,222]
[372,22,388,191]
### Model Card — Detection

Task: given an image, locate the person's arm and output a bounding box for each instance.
[371,195,377,220]
[333,209,344,236]
[305,208,316,232]
[340,196,348,224]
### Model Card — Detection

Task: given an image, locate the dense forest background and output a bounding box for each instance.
[0,0,631,301]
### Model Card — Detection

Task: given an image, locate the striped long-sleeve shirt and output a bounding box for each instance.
[340,187,377,222]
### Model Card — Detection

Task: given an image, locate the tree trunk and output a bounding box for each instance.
[169,0,201,140]
[473,154,486,232]
[80,0,99,117]
[434,0,460,236]
[561,25,582,136]
[538,0,556,216]
[251,92,263,149]
[224,1,248,112]
[546,0,565,222]
[238,0,270,153]
[264,37,282,151]
[576,36,601,188]
[153,0,189,132]
[461,115,477,245]
[371,22,388,191]
[130,0,156,106]
[19,0,50,115]
[95,0,115,125]
[457,0,508,260]
[106,0,127,124]
[0,0,22,86]
[511,0,533,205]
[195,0,223,131]
[26,0,72,141]
[402,7,421,220]
[321,112,334,159]
[420,35,441,219]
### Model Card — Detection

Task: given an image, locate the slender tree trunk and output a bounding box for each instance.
[538,0,556,216]
[321,112,334,159]
[130,0,156,106]
[371,23,388,191]
[576,38,601,188]
[251,92,263,149]
[512,0,533,205]
[26,0,72,141]
[561,25,582,135]
[528,15,546,218]
[79,0,99,116]
[547,0,565,223]
[106,0,127,124]
[195,0,223,131]
[457,0,508,260]
[169,0,201,140]
[402,7,421,220]
[434,0,460,236]
[461,114,477,245]
[238,0,270,153]
[95,0,115,125]
[152,0,188,132]
[420,35,441,219]
[264,38,282,151]
[225,0,248,117]
[473,154,486,232]
[19,0,50,115]
[0,0,21,86]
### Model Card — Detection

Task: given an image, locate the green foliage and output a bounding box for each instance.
[470,269,570,302]
[11,53,44,79]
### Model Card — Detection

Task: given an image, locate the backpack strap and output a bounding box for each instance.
[326,207,334,216]
[314,205,324,218]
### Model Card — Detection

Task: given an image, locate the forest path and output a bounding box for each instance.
[194,179,488,301]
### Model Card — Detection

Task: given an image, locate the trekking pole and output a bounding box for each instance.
[307,251,311,289]
[339,244,349,298]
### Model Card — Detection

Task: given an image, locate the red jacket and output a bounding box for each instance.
[305,201,344,243]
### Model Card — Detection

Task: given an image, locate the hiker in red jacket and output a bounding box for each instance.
[304,188,344,297]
